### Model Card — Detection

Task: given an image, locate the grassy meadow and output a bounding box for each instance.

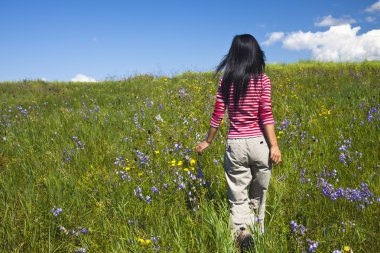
[0,62,379,252]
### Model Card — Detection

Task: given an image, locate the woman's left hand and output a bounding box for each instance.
[195,141,210,155]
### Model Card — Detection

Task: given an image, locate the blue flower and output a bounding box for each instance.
[306,239,318,252]
[51,206,62,217]
[151,186,159,193]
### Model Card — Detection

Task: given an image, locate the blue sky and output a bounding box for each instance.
[0,0,379,82]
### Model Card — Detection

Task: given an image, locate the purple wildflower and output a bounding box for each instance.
[290,221,298,233]
[307,239,318,252]
[51,206,62,217]
[339,153,346,164]
[151,186,159,193]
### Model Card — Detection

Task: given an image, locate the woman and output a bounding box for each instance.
[195,34,282,248]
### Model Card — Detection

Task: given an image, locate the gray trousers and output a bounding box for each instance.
[224,136,272,236]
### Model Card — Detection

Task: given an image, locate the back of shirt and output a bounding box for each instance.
[210,74,274,138]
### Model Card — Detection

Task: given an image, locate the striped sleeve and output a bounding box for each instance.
[259,76,275,125]
[210,80,226,127]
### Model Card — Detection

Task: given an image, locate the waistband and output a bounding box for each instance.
[227,135,265,143]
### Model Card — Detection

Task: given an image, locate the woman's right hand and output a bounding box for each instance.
[270,145,282,165]
[195,141,210,155]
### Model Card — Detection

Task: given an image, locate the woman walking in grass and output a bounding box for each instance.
[195,34,282,249]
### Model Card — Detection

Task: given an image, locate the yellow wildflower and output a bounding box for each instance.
[189,159,196,167]
[343,246,352,252]
[138,172,144,177]
[154,150,159,155]
[137,238,152,246]
[177,161,183,166]
[183,168,189,172]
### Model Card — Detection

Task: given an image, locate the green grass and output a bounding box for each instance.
[0,62,379,252]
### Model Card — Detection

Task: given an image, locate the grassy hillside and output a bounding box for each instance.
[0,62,379,252]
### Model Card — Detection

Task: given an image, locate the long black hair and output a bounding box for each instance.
[216,34,266,107]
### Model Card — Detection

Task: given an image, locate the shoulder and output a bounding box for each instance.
[261,73,270,81]
[260,73,271,86]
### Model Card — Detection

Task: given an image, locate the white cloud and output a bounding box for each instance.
[314,15,356,27]
[365,16,376,22]
[262,32,285,46]
[265,25,380,62]
[71,74,97,82]
[365,0,380,13]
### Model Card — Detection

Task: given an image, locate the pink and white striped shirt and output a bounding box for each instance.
[210,74,275,138]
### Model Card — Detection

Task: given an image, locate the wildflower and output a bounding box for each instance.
[51,206,62,217]
[146,196,151,204]
[174,143,182,150]
[178,88,188,96]
[178,182,185,190]
[151,186,159,193]
[59,225,69,235]
[338,145,348,152]
[196,167,205,179]
[339,153,346,164]
[307,239,318,252]
[189,159,196,167]
[154,150,159,155]
[333,250,342,253]
[136,150,150,165]
[155,114,163,122]
[299,225,306,235]
[138,238,152,246]
[367,113,373,122]
[146,99,154,108]
[290,221,298,233]
[343,246,352,252]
